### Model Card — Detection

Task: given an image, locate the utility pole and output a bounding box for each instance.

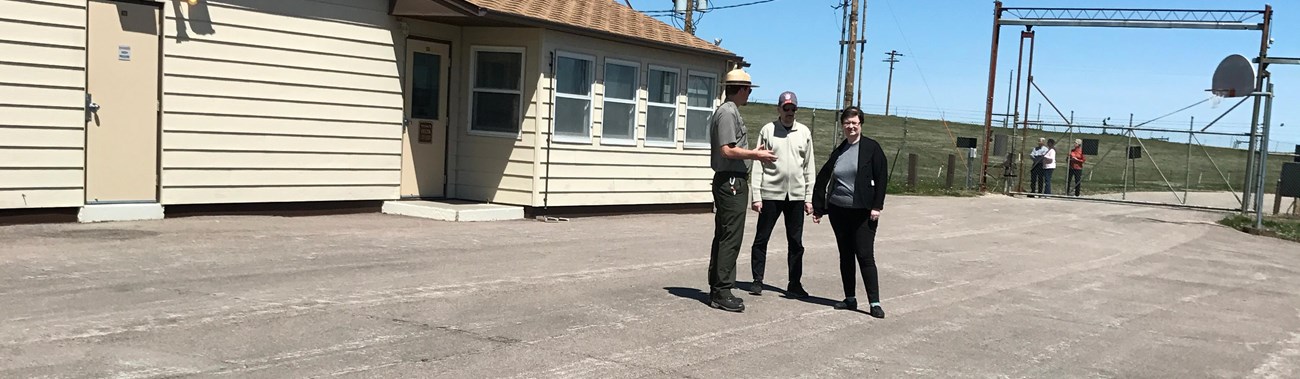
[684,0,696,35]
[841,0,861,108]
[882,50,903,116]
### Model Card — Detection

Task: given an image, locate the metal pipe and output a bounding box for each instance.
[1243,4,1272,213]
[1026,122,1249,137]
[1020,29,1036,193]
[980,1,1003,192]
[1006,191,1242,213]
[1185,116,1193,204]
[1123,117,1132,200]
[1255,81,1274,229]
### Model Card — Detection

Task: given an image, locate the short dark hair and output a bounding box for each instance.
[724,85,748,98]
[840,106,865,124]
[1047,138,1056,146]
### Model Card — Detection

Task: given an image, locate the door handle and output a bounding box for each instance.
[86,93,100,122]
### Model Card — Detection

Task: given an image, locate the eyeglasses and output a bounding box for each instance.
[781,107,797,113]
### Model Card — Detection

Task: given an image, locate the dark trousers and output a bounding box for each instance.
[750,199,805,285]
[1043,168,1055,195]
[1029,166,1044,193]
[1068,168,1083,196]
[709,172,748,298]
[827,204,881,303]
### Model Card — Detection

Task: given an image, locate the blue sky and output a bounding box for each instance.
[629,0,1299,152]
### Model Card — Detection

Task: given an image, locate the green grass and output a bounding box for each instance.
[1219,214,1300,243]
[738,102,1290,197]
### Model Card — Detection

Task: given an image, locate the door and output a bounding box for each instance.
[399,39,451,198]
[85,0,161,203]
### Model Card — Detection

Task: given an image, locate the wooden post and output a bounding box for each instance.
[946,154,957,188]
[1274,180,1283,215]
[907,153,919,189]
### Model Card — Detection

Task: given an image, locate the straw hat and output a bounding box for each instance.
[722,67,759,88]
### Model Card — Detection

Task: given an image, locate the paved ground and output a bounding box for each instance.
[1,195,1299,378]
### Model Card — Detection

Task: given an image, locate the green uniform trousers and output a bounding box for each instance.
[709,172,748,298]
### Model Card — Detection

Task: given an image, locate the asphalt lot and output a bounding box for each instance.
[1,195,1298,378]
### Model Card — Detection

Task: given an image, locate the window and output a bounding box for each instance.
[471,47,524,136]
[601,60,638,144]
[411,52,442,120]
[645,66,679,146]
[685,72,717,147]
[554,53,593,141]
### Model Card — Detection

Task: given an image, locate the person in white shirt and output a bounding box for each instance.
[1042,138,1057,195]
[1028,138,1048,195]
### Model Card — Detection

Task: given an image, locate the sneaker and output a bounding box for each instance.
[786,283,809,298]
[870,305,885,319]
[833,298,858,310]
[749,281,763,296]
[710,296,745,312]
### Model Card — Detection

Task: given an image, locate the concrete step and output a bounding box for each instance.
[381,200,522,222]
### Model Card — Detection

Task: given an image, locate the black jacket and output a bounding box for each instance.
[812,137,888,216]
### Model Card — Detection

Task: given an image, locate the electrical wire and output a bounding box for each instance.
[641,0,780,15]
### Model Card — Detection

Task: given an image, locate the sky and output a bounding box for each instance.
[628,0,1300,152]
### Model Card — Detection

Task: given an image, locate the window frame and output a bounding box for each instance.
[644,64,681,148]
[684,70,719,149]
[600,58,641,147]
[552,50,596,144]
[468,46,527,139]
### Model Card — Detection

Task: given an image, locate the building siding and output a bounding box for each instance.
[452,27,542,206]
[159,0,405,205]
[537,30,727,207]
[0,0,87,209]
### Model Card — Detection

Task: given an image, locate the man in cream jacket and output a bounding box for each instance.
[748,91,815,298]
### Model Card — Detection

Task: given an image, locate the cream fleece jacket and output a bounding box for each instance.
[749,120,816,202]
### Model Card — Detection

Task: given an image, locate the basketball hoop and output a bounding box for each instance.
[1210,54,1256,99]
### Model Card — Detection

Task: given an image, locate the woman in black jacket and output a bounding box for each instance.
[812,106,887,318]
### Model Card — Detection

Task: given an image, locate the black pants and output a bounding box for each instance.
[1068,168,1083,196]
[1029,166,1044,193]
[750,200,804,285]
[827,204,880,303]
[709,172,748,299]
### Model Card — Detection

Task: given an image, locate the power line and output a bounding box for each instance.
[641,0,780,15]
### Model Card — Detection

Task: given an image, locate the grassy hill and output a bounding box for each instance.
[736,102,1290,198]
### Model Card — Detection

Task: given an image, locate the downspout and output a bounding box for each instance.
[542,51,555,217]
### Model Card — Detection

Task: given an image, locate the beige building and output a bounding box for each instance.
[0,0,741,222]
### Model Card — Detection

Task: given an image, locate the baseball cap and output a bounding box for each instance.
[777,91,798,107]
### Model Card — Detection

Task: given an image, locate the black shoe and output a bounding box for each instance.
[749,281,763,296]
[710,296,745,312]
[786,283,809,298]
[834,298,858,310]
[870,305,885,319]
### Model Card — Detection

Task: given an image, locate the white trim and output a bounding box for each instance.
[553,50,595,142]
[684,70,719,149]
[644,66,679,147]
[469,46,527,138]
[601,58,639,144]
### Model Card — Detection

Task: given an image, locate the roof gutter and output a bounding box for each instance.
[434,0,487,16]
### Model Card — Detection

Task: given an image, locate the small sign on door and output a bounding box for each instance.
[118,45,131,61]
[418,121,433,144]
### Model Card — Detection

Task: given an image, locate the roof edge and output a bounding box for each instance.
[481,12,738,59]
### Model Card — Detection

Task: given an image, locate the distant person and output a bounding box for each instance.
[812,106,888,319]
[1068,139,1086,196]
[1042,139,1057,195]
[1029,138,1048,195]
[706,67,777,313]
[748,91,815,298]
